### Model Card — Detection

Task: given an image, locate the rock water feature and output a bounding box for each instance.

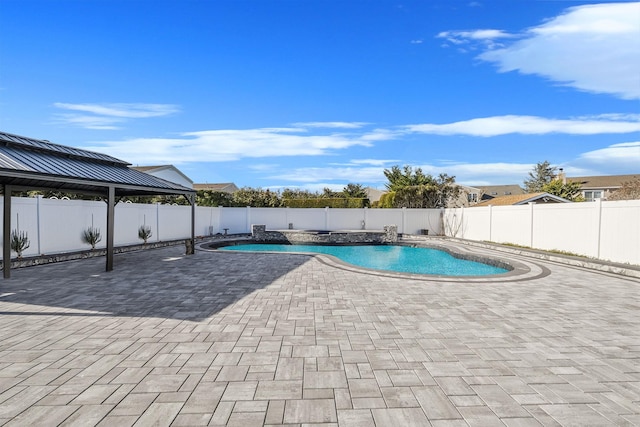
[250,224,399,244]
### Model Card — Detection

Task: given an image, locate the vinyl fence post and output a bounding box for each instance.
[36,195,42,255]
[595,198,603,259]
[246,206,251,234]
[156,202,160,242]
[363,207,368,230]
[488,205,493,242]
[529,202,535,248]
[3,185,12,279]
[402,207,406,234]
[325,206,329,231]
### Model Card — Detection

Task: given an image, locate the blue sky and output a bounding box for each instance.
[1,0,639,191]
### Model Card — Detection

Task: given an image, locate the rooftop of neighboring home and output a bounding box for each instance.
[193,182,240,193]
[473,192,570,207]
[131,165,194,189]
[365,187,385,203]
[565,174,640,189]
[475,184,525,199]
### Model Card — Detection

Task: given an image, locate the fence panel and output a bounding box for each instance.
[364,209,404,232]
[195,206,220,236]
[218,207,248,234]
[327,209,366,230]
[0,197,40,257]
[158,205,192,241]
[286,208,327,230]
[248,208,289,230]
[404,209,442,235]
[455,207,491,241]
[533,203,600,257]
[599,200,640,265]
[39,199,107,254]
[115,203,159,246]
[491,205,532,247]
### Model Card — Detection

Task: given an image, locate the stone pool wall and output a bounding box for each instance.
[251,225,399,244]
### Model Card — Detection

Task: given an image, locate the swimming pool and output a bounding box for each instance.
[219,244,509,276]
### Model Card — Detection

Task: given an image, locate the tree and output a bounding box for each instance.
[384,165,432,191]
[196,190,233,207]
[321,187,340,198]
[231,188,281,207]
[608,178,640,200]
[524,161,556,193]
[281,188,315,200]
[341,183,370,207]
[342,183,367,199]
[542,179,584,201]
[381,165,460,208]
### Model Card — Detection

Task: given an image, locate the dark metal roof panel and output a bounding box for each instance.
[0,135,193,194]
[0,130,128,165]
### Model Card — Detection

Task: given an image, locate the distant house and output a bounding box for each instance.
[563,173,640,202]
[473,192,571,207]
[365,187,385,203]
[476,184,525,200]
[457,185,482,207]
[193,183,239,193]
[131,165,193,189]
[458,184,525,207]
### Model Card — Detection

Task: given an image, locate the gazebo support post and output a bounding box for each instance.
[106,186,115,271]
[187,194,195,255]
[3,185,12,279]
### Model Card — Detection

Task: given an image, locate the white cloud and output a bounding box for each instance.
[266,161,534,188]
[578,141,640,166]
[54,103,180,118]
[54,114,122,130]
[291,121,368,129]
[349,159,399,167]
[82,127,379,165]
[53,102,180,129]
[269,166,387,183]
[404,114,640,136]
[440,2,640,99]
[437,29,514,44]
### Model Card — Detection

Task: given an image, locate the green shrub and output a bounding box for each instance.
[138,225,152,244]
[10,230,30,258]
[82,226,102,249]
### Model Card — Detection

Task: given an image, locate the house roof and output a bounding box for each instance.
[365,187,385,202]
[475,184,525,196]
[0,131,194,197]
[193,183,239,193]
[474,192,570,207]
[131,165,194,185]
[567,174,640,189]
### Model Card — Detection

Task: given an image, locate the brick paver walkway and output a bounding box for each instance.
[0,242,638,426]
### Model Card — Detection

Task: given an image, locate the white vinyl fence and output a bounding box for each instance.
[2,196,639,265]
[444,199,640,265]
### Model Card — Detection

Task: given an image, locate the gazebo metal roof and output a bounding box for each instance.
[0,131,194,196]
[0,131,196,278]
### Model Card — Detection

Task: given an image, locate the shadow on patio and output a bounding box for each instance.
[0,246,312,322]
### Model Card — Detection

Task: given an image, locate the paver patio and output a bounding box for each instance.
[0,241,638,426]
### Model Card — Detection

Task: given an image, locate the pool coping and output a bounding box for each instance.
[202,238,548,283]
[436,236,640,279]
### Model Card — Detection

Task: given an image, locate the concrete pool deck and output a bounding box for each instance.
[0,242,638,426]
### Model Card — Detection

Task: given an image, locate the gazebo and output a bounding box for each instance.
[0,131,196,279]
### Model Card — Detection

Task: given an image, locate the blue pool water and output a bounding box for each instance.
[220,244,508,276]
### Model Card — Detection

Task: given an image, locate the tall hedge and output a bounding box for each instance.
[283,198,369,208]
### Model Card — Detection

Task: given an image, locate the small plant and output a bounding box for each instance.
[138,225,152,244]
[82,226,102,249]
[10,230,30,258]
